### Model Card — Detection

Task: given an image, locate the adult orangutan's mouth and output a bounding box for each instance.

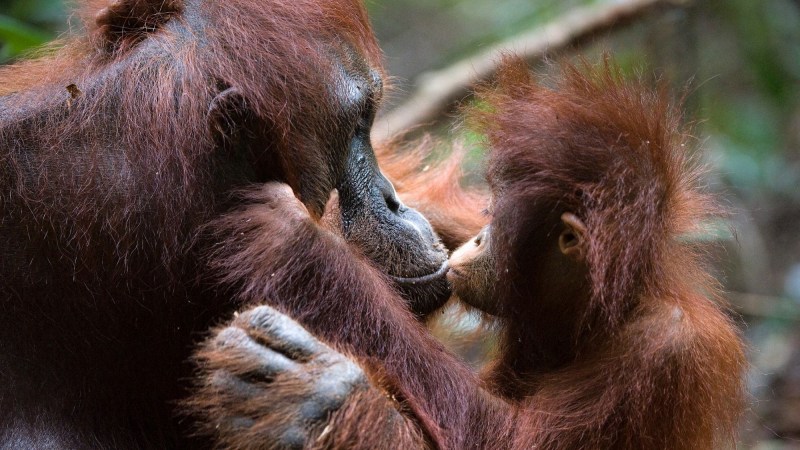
[390,261,450,285]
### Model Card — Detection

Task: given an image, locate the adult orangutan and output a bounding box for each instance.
[193,59,746,449]
[0,0,461,448]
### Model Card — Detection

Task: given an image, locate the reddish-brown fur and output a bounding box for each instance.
[191,183,507,449]
[194,58,747,449]
[1,0,743,446]
[466,58,747,449]
[1,0,459,448]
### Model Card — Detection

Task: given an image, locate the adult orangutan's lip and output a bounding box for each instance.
[391,261,449,285]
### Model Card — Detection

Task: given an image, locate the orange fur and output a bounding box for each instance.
[187,57,745,449]
[0,0,418,448]
[469,57,747,449]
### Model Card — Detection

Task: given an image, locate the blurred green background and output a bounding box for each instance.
[2,0,799,447]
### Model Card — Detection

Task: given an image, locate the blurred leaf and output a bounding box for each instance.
[0,14,51,63]
[678,218,735,243]
[784,264,800,301]
[2,0,67,28]
[713,0,800,109]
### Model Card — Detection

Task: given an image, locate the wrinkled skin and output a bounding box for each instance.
[0,0,449,448]
[192,182,505,449]
[229,58,747,450]
[329,59,450,313]
[202,305,369,449]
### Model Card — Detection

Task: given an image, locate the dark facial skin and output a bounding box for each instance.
[217,46,451,317]
[324,55,450,316]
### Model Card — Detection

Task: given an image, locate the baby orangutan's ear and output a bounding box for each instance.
[559,212,587,260]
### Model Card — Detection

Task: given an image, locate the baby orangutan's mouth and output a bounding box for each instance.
[390,261,450,286]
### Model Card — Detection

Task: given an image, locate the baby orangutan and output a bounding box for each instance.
[446,58,747,449]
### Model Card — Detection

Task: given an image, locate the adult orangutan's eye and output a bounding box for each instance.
[358,96,376,130]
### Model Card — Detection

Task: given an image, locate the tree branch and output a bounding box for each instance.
[373,0,692,143]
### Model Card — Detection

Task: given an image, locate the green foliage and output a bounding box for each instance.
[678,218,735,243]
[0,0,65,64]
[0,15,51,63]
[700,0,800,201]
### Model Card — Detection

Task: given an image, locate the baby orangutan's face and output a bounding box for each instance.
[446,212,589,317]
[446,226,499,315]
